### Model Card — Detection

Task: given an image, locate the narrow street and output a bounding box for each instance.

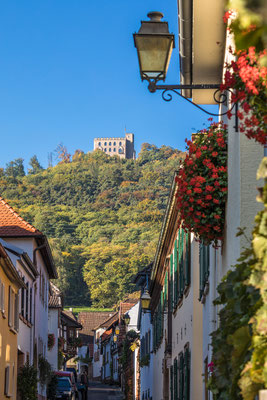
[87,382,123,400]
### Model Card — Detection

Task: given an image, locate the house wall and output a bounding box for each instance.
[152,333,165,400]
[93,327,105,379]
[47,308,59,370]
[140,311,153,400]
[0,264,19,400]
[126,302,140,333]
[5,238,50,399]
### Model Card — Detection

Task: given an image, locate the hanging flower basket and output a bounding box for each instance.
[176,121,228,246]
[48,333,55,350]
[221,47,267,145]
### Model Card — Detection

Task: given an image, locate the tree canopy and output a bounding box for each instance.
[0,144,184,307]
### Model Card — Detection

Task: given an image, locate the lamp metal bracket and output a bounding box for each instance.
[147,80,238,132]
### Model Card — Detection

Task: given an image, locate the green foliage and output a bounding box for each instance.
[47,373,58,400]
[28,155,43,174]
[38,355,52,389]
[0,144,184,307]
[208,158,267,399]
[226,0,267,54]
[17,362,38,400]
[5,158,25,178]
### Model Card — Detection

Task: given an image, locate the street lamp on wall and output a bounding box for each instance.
[133,11,237,122]
[140,289,151,312]
[133,11,175,86]
[124,313,130,326]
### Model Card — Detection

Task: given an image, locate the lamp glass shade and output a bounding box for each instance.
[115,327,120,335]
[113,335,117,343]
[134,35,174,80]
[140,289,151,311]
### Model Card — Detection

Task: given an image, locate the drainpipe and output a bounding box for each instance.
[177,0,193,98]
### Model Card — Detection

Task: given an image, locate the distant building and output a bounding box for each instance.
[94,132,136,159]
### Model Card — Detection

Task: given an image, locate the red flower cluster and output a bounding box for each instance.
[176,122,228,246]
[221,47,267,145]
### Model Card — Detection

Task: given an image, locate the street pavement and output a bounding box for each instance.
[87,382,123,400]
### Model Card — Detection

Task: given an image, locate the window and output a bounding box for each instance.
[104,142,107,146]
[113,148,116,152]
[199,243,210,300]
[174,358,178,400]
[113,142,116,146]
[178,352,184,400]
[98,142,101,146]
[118,148,123,154]
[183,345,190,400]
[109,148,111,152]
[109,142,111,146]
[119,142,122,146]
[172,229,191,309]
[104,148,107,152]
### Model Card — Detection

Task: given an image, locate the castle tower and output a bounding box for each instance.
[93,132,135,159]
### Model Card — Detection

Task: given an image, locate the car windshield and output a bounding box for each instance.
[57,379,71,389]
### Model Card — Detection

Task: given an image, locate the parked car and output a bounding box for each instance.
[55,371,78,398]
[56,377,75,400]
[66,367,77,382]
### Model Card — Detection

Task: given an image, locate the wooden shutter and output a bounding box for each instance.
[204,245,210,282]
[8,286,12,327]
[161,291,164,338]
[0,279,2,311]
[26,282,29,320]
[184,346,190,400]
[14,293,19,332]
[170,365,174,400]
[185,233,191,287]
[30,287,33,324]
[4,366,10,395]
[164,271,168,308]
[178,353,184,400]
[21,278,25,317]
[2,283,5,313]
[174,358,178,400]
[179,229,184,297]
[170,253,173,311]
[199,243,204,300]
[174,239,178,306]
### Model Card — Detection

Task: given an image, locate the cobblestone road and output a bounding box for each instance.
[86,382,123,400]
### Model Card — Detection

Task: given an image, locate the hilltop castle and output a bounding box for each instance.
[94,132,136,159]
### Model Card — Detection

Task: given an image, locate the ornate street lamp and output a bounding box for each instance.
[133,11,175,88]
[133,12,237,124]
[115,326,120,335]
[140,289,151,312]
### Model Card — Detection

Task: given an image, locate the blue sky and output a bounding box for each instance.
[0,1,217,170]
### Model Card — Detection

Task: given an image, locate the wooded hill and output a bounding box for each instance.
[0,144,184,307]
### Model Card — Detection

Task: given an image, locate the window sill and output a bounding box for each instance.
[9,326,18,335]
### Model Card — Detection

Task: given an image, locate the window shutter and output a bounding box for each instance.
[0,279,2,311]
[2,283,5,313]
[26,282,29,320]
[170,365,174,400]
[174,358,178,400]
[199,243,204,301]
[21,278,25,317]
[185,233,191,287]
[204,245,210,282]
[14,293,19,332]
[8,286,12,327]
[184,347,190,400]
[174,239,178,306]
[161,291,164,338]
[178,353,184,400]
[170,253,173,311]
[164,271,168,308]
[4,366,10,395]
[179,229,184,297]
[30,287,33,324]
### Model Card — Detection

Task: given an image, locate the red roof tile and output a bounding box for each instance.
[77,312,114,345]
[0,197,42,237]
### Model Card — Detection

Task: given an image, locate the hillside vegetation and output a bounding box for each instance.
[0,144,184,307]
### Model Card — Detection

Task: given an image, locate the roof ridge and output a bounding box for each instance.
[0,196,41,234]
